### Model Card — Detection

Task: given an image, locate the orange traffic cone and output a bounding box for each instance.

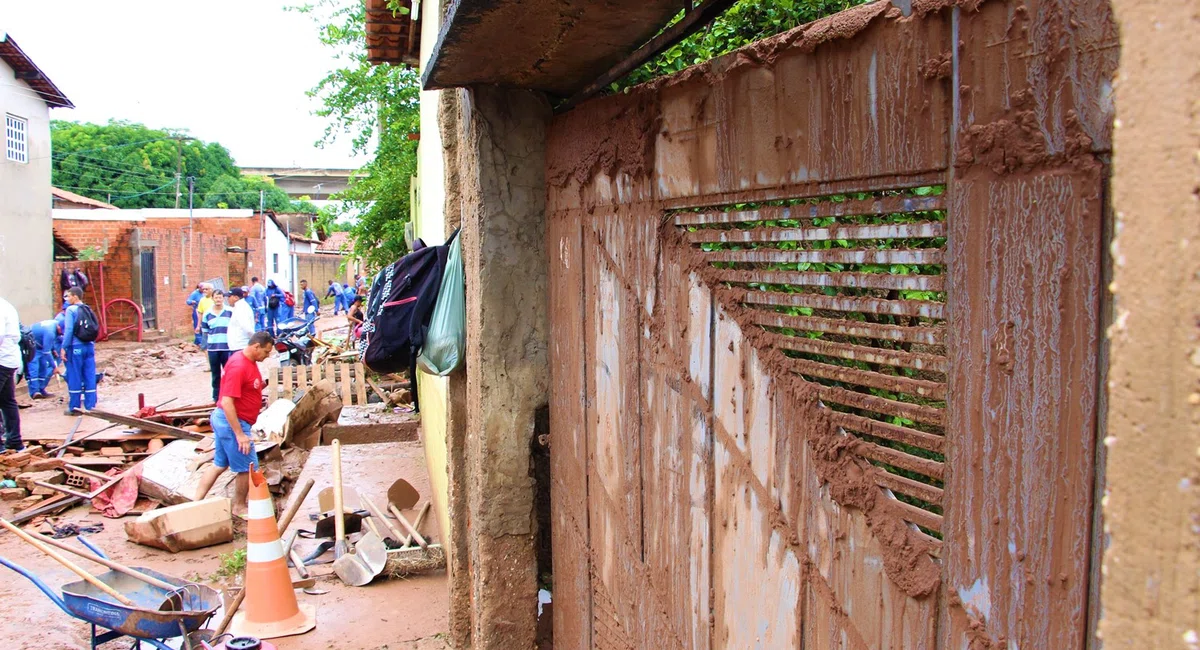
[230,469,316,639]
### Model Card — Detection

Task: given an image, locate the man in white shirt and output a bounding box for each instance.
[0,297,25,451]
[226,287,256,351]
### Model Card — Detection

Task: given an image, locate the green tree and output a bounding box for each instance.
[292,0,420,271]
[616,0,868,91]
[51,120,242,208]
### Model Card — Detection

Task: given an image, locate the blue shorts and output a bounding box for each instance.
[211,408,259,473]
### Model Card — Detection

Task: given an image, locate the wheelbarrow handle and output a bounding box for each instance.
[0,554,69,612]
[0,518,135,607]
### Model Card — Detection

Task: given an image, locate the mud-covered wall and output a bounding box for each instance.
[1098,0,1200,644]
[546,0,1115,647]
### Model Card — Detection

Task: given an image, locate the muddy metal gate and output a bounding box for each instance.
[545,0,1116,647]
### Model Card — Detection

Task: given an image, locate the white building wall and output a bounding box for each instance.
[264,218,293,294]
[0,59,53,320]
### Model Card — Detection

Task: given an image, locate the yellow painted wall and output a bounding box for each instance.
[415,0,452,550]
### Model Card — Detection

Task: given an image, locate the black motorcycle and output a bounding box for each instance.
[274,317,316,366]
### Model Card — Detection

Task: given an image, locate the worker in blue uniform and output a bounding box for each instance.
[264,280,285,335]
[300,280,320,335]
[26,319,62,399]
[61,287,97,415]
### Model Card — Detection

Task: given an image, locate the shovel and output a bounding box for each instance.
[330,439,379,587]
[387,479,420,511]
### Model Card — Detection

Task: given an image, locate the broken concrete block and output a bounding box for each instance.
[16,470,65,491]
[25,445,45,457]
[100,447,126,457]
[15,495,44,510]
[0,452,32,467]
[124,497,233,552]
[25,458,65,473]
[32,483,64,496]
[0,487,27,501]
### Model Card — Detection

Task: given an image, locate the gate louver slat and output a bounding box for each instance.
[677,186,948,536]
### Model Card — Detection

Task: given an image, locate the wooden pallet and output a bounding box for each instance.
[269,361,369,406]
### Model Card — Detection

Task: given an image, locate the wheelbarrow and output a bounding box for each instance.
[0,536,222,650]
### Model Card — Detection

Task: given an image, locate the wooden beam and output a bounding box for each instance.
[84,410,204,442]
[559,0,740,112]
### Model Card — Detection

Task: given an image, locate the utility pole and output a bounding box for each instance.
[173,135,194,209]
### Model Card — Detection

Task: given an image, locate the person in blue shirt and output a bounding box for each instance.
[200,290,234,402]
[341,284,357,314]
[186,284,204,345]
[26,319,62,399]
[326,280,344,315]
[249,277,267,332]
[299,280,320,335]
[264,279,285,335]
[61,288,97,415]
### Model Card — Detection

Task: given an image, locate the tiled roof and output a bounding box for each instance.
[52,187,117,209]
[318,231,352,253]
[365,0,419,66]
[0,34,72,108]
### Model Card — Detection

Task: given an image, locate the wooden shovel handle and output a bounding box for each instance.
[28,531,175,591]
[0,518,135,606]
[360,495,405,543]
[389,504,428,549]
[332,439,345,543]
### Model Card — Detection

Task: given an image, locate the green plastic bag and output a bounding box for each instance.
[417,235,465,376]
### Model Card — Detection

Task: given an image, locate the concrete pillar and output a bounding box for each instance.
[457,86,551,649]
[1099,0,1200,645]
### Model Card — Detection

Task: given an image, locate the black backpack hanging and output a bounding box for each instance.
[360,230,457,374]
[73,304,100,343]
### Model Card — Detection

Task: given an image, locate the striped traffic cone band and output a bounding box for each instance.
[230,469,316,639]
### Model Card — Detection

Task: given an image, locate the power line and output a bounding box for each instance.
[54,159,167,181]
[55,151,172,174]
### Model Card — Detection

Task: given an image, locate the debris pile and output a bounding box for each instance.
[101,342,202,384]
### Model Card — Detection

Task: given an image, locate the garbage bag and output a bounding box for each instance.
[417,234,465,376]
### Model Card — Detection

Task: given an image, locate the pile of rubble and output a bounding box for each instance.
[101,341,202,384]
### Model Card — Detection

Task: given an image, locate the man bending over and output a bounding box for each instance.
[194,330,275,516]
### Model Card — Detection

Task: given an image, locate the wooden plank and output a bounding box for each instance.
[674,194,946,226]
[750,309,943,345]
[340,362,352,406]
[354,363,368,405]
[856,441,944,481]
[771,333,948,373]
[717,269,945,292]
[11,494,82,524]
[832,411,945,453]
[701,247,943,266]
[84,410,203,442]
[791,357,946,400]
[817,384,944,426]
[685,221,945,244]
[547,212,592,649]
[731,288,945,319]
[282,365,294,401]
[874,469,944,507]
[267,369,278,405]
[887,495,944,533]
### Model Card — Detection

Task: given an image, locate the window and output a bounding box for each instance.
[273,253,279,273]
[6,114,28,163]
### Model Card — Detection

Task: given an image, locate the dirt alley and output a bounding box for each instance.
[0,311,450,649]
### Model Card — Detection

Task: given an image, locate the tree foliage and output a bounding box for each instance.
[292,0,420,271]
[51,120,317,213]
[616,0,868,90]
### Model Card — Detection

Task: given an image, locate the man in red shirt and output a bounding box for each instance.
[194,330,275,515]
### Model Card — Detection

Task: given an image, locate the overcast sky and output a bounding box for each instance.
[1,0,368,170]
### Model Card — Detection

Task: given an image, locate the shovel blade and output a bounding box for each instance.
[333,552,376,587]
[356,530,388,574]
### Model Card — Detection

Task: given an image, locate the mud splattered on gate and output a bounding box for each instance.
[545,0,1115,647]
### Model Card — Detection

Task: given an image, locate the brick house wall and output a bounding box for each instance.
[139,227,229,337]
[295,253,352,304]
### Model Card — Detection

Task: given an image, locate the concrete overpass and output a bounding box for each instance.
[240,167,356,200]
